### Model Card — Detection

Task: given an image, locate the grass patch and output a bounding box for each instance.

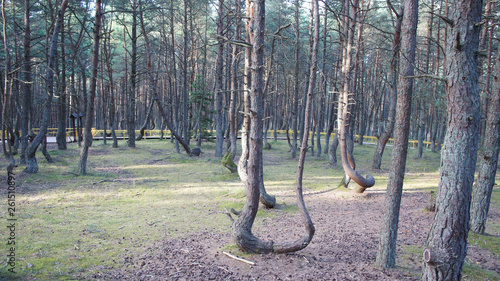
[1,139,497,279]
[462,263,500,280]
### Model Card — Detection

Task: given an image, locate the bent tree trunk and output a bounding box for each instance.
[337,0,374,192]
[24,0,69,173]
[136,99,154,141]
[375,0,418,268]
[469,48,500,234]
[233,0,314,253]
[422,0,482,278]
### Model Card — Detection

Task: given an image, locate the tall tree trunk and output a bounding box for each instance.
[215,0,225,157]
[24,0,69,173]
[228,0,241,161]
[375,0,418,268]
[78,0,102,175]
[422,0,482,278]
[127,0,137,148]
[56,19,67,150]
[1,0,15,166]
[233,0,315,253]
[469,45,500,234]
[20,0,31,164]
[291,0,300,159]
[372,2,402,170]
[182,0,190,145]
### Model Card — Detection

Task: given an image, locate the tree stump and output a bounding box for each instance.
[425,191,436,212]
[222,151,237,173]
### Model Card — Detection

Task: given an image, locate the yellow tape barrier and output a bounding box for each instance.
[4,128,440,149]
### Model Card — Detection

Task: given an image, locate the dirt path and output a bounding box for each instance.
[93,188,499,280]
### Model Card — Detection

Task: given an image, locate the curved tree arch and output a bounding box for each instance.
[337,0,375,191]
[232,0,316,254]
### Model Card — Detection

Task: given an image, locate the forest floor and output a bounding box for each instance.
[1,139,499,280]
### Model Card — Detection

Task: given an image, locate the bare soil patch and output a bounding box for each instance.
[92,189,499,280]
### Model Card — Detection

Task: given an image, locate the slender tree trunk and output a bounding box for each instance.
[20,0,31,164]
[422,0,482,278]
[372,3,402,170]
[416,102,426,158]
[291,0,300,159]
[182,0,190,144]
[237,0,254,186]
[470,50,500,235]
[228,0,241,161]
[56,20,67,150]
[215,0,225,157]
[375,0,418,268]
[24,0,69,173]
[78,0,102,175]
[127,0,137,148]
[1,0,15,166]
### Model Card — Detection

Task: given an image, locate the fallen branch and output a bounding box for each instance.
[222,251,255,266]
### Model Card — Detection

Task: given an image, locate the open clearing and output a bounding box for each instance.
[1,139,499,280]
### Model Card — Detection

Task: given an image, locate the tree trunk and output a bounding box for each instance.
[20,0,31,164]
[416,102,426,158]
[469,49,500,235]
[228,0,241,162]
[215,0,225,157]
[127,1,138,148]
[422,0,482,278]
[233,0,315,253]
[337,0,374,191]
[1,0,15,166]
[24,0,69,173]
[375,0,418,268]
[372,3,402,170]
[291,0,300,159]
[56,19,67,150]
[78,0,102,175]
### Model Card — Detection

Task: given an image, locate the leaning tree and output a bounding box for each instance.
[24,0,69,173]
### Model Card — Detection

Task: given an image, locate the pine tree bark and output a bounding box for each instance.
[56,20,67,150]
[375,0,418,268]
[422,0,482,278]
[215,0,225,157]
[20,0,32,164]
[78,0,102,175]
[469,49,500,235]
